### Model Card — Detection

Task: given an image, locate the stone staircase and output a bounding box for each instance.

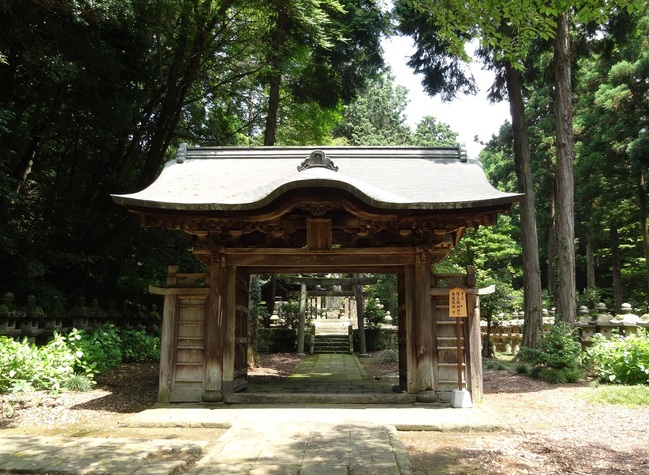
[312,320,353,354]
[312,333,352,354]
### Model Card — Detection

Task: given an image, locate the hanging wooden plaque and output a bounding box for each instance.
[449,287,468,317]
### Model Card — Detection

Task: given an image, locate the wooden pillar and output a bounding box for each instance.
[402,266,416,394]
[222,264,237,393]
[413,249,434,398]
[158,293,177,403]
[355,274,366,354]
[204,254,225,402]
[466,292,483,401]
[158,266,178,403]
[297,283,306,354]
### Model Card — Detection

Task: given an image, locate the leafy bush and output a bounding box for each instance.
[0,326,161,395]
[483,359,507,371]
[586,329,649,385]
[382,349,398,363]
[0,334,80,393]
[120,329,160,362]
[364,298,387,329]
[518,321,585,383]
[66,324,123,375]
[64,373,95,392]
[515,363,530,374]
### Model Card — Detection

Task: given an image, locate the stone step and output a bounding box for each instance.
[313,347,350,353]
[224,392,417,404]
[315,336,349,342]
[312,333,352,354]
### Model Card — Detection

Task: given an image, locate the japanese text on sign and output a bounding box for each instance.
[449,287,467,317]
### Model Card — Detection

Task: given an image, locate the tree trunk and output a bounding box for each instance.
[586,236,596,290]
[546,185,556,303]
[553,12,576,324]
[610,225,623,312]
[263,8,288,146]
[638,174,649,295]
[505,63,543,349]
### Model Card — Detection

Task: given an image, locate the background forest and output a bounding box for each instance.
[1,0,649,336]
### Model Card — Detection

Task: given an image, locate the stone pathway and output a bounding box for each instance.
[186,421,410,475]
[0,433,207,474]
[0,354,507,474]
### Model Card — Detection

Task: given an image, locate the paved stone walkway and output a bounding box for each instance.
[0,354,507,474]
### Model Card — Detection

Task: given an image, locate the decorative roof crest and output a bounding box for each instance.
[176,142,188,163]
[297,150,339,172]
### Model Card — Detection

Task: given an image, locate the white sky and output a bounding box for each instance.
[382,35,511,159]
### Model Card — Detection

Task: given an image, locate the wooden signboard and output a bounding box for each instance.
[449,286,467,391]
[449,287,467,317]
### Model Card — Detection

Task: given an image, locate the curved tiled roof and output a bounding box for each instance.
[111,146,520,211]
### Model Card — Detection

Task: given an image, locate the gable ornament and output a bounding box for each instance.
[297,150,339,172]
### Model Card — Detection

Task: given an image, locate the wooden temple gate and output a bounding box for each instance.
[112,146,519,404]
[151,253,483,403]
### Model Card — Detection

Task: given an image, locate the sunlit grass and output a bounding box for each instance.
[483,352,529,373]
[584,384,649,407]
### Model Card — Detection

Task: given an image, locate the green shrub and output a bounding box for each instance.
[382,349,398,363]
[364,299,387,329]
[518,321,585,383]
[586,329,649,385]
[0,334,80,393]
[483,359,507,371]
[0,326,162,395]
[66,324,123,375]
[64,373,95,392]
[515,363,530,374]
[120,329,160,362]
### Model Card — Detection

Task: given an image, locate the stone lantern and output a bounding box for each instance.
[610,303,639,337]
[0,293,17,333]
[577,305,596,343]
[638,313,649,329]
[595,302,612,339]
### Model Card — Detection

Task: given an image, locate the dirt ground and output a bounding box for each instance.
[2,353,648,474]
[402,369,649,475]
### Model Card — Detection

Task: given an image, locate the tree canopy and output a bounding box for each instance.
[1,0,649,333]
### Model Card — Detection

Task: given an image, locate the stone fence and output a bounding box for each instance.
[483,303,649,355]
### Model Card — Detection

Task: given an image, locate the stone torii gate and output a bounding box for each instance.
[112,146,519,404]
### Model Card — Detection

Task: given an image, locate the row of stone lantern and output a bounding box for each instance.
[577,302,649,341]
[481,303,649,355]
[0,292,161,342]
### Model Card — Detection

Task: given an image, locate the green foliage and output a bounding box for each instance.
[411,116,458,146]
[0,326,161,394]
[397,0,643,66]
[519,322,585,383]
[278,301,301,330]
[120,329,160,363]
[333,70,413,145]
[483,359,507,371]
[64,373,95,392]
[382,349,398,363]
[515,363,530,374]
[0,334,79,393]
[249,276,268,354]
[586,329,649,385]
[364,298,386,329]
[66,325,123,375]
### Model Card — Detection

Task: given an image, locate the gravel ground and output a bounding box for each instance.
[1,353,648,474]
